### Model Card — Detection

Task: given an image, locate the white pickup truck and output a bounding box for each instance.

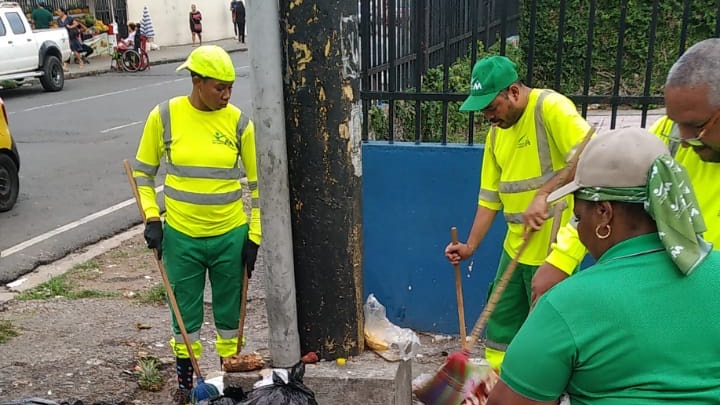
[0,2,71,91]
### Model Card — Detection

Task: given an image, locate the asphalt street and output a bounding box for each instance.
[0,51,252,283]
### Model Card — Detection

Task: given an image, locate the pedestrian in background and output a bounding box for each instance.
[189,4,202,46]
[31,1,53,29]
[444,55,591,371]
[233,0,246,43]
[132,45,260,405]
[230,0,240,37]
[56,7,83,68]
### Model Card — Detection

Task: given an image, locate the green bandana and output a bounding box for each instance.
[575,155,711,275]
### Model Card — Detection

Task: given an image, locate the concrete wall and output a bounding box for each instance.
[126,0,240,46]
[362,142,509,334]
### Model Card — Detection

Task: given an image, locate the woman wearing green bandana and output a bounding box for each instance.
[487,128,720,405]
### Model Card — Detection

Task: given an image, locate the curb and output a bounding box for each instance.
[0,225,144,304]
[65,45,248,80]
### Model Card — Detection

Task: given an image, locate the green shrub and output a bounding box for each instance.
[519,0,716,100]
[369,40,524,144]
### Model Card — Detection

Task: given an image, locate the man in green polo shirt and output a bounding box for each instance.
[31,2,53,29]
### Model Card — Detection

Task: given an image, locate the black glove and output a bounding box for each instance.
[242,241,259,279]
[144,220,163,260]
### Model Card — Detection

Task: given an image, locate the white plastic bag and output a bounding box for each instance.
[363,293,420,361]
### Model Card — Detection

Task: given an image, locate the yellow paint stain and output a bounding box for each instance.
[292,41,313,71]
[341,84,353,100]
[289,0,303,10]
[324,39,331,57]
[339,122,350,140]
[287,24,296,34]
[318,86,326,102]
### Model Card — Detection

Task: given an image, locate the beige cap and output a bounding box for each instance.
[547,128,670,202]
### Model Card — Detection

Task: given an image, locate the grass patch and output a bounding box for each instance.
[73,260,100,271]
[107,249,130,259]
[16,274,117,300]
[0,320,19,344]
[136,284,167,305]
[70,260,102,280]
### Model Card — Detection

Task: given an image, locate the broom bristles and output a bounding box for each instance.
[414,350,497,405]
[190,375,221,404]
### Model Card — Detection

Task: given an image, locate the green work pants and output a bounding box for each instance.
[485,250,538,354]
[163,223,249,358]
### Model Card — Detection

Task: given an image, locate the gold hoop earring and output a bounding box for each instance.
[595,224,611,239]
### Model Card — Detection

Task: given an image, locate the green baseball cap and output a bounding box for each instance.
[176,45,236,82]
[460,56,519,111]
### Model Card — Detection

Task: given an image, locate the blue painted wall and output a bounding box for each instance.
[362,142,508,334]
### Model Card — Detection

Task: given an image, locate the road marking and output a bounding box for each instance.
[101,121,143,133]
[0,185,163,259]
[9,79,185,115]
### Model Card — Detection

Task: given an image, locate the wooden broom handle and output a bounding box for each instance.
[450,227,467,350]
[465,234,531,351]
[123,159,204,378]
[236,270,249,352]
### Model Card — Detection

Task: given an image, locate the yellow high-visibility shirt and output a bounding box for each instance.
[546,115,719,274]
[133,96,261,243]
[479,89,590,265]
[652,116,719,244]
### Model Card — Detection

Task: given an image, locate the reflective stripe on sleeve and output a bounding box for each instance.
[133,159,159,176]
[134,176,155,187]
[479,188,500,203]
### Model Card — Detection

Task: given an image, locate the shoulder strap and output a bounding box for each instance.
[158,101,173,162]
[236,111,250,159]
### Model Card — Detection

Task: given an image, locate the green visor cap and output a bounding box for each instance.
[460,56,519,111]
[176,45,236,82]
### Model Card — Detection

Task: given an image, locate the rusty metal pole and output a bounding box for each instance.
[279,0,364,360]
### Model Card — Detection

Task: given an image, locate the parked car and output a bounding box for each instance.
[0,2,71,92]
[0,97,19,212]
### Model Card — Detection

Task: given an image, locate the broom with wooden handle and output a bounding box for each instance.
[415,127,595,404]
[450,227,468,350]
[122,159,219,403]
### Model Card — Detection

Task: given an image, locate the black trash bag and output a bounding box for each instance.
[239,361,318,405]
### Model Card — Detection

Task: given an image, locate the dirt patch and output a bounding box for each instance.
[0,233,272,404]
[0,233,464,404]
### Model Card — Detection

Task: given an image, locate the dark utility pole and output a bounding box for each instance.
[280,1,364,359]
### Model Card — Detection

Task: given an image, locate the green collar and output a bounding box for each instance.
[595,233,664,266]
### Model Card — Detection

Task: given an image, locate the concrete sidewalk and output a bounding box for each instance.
[64,37,247,79]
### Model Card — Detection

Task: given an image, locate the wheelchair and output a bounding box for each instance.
[110,34,150,72]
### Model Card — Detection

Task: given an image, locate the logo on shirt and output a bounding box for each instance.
[213,132,237,150]
[517,134,531,148]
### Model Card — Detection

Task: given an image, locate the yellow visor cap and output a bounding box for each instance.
[176,45,236,82]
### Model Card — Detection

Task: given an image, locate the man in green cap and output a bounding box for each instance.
[444,55,590,371]
[132,45,260,404]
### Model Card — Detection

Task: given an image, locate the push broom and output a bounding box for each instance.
[415,127,595,404]
[123,159,220,403]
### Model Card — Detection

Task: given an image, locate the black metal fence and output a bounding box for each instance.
[360,0,720,144]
